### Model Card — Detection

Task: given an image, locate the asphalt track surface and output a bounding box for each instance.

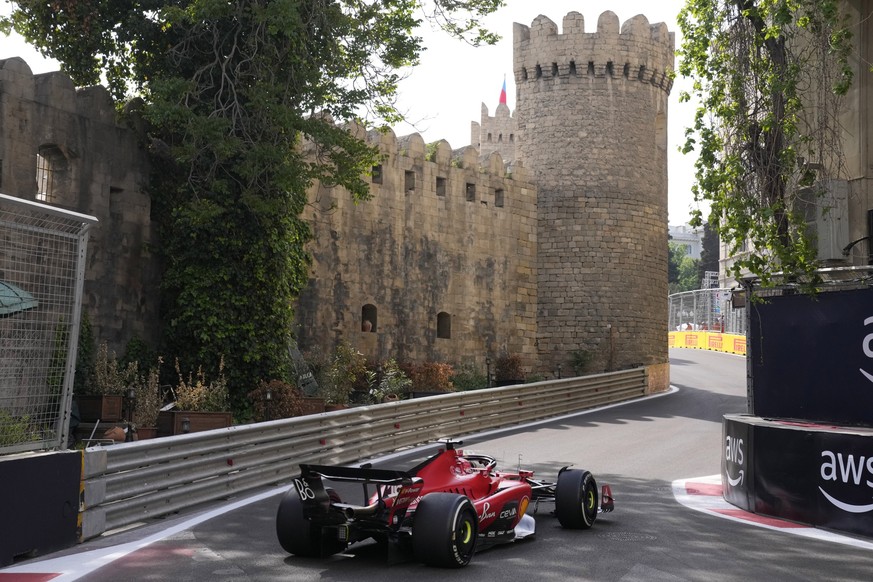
[4,348,873,581]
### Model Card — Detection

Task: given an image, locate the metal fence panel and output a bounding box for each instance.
[668,287,746,336]
[0,193,96,453]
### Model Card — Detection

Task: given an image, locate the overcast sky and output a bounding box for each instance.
[0,1,701,224]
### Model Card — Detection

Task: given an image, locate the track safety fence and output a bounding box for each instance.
[668,287,746,336]
[0,193,96,454]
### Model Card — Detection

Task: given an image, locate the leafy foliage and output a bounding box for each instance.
[315,341,369,405]
[678,0,853,286]
[90,342,138,396]
[133,359,164,427]
[2,0,505,416]
[401,361,455,392]
[669,242,701,293]
[248,379,303,421]
[369,358,412,401]
[494,353,524,382]
[171,357,229,412]
[449,363,487,391]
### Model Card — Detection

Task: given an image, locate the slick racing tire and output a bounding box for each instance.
[555,469,598,529]
[412,493,478,568]
[276,486,345,557]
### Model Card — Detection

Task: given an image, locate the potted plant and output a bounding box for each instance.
[494,353,525,387]
[368,359,411,403]
[157,357,232,436]
[76,342,137,422]
[318,342,367,410]
[402,362,455,398]
[132,359,163,439]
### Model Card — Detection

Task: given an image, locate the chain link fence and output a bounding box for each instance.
[668,287,747,336]
[1,193,96,454]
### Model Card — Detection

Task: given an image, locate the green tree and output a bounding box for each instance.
[678,0,854,286]
[669,242,701,294]
[2,0,505,417]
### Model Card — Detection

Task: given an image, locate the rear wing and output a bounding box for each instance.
[295,464,424,524]
[301,463,412,484]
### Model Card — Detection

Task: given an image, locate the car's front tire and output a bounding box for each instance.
[555,469,598,529]
[412,493,478,567]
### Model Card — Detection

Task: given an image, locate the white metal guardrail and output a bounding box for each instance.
[80,367,649,540]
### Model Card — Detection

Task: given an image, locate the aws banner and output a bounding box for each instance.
[749,286,873,427]
[724,414,873,538]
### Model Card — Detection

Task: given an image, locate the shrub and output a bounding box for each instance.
[91,342,138,396]
[248,379,303,421]
[133,359,164,427]
[495,353,524,382]
[571,349,593,375]
[317,341,369,406]
[401,362,455,393]
[450,363,487,391]
[369,359,412,401]
[172,357,229,411]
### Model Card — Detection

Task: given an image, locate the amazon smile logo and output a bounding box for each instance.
[862,316,873,384]
[820,450,873,513]
[725,435,744,487]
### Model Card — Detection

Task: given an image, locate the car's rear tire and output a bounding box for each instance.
[412,493,478,567]
[555,469,598,529]
[276,486,345,557]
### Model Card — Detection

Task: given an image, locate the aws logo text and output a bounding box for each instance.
[724,436,744,487]
[819,450,873,513]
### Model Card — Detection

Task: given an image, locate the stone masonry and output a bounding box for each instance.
[515,11,673,373]
[296,127,538,368]
[0,57,157,354]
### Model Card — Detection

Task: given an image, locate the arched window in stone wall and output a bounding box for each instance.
[362,304,377,332]
[437,312,451,339]
[495,188,504,208]
[36,145,68,203]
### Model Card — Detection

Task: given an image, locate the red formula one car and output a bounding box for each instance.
[276,439,614,568]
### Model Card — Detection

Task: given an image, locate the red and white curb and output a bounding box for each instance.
[674,474,873,551]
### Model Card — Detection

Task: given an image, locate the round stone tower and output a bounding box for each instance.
[514,11,674,374]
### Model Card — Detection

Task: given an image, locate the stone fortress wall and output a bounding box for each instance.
[299,10,674,378]
[0,10,673,381]
[0,57,157,353]
[296,126,539,368]
[515,11,673,373]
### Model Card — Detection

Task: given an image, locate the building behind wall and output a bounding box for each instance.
[719,1,873,288]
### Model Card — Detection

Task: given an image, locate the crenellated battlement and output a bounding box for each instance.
[513,11,674,94]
